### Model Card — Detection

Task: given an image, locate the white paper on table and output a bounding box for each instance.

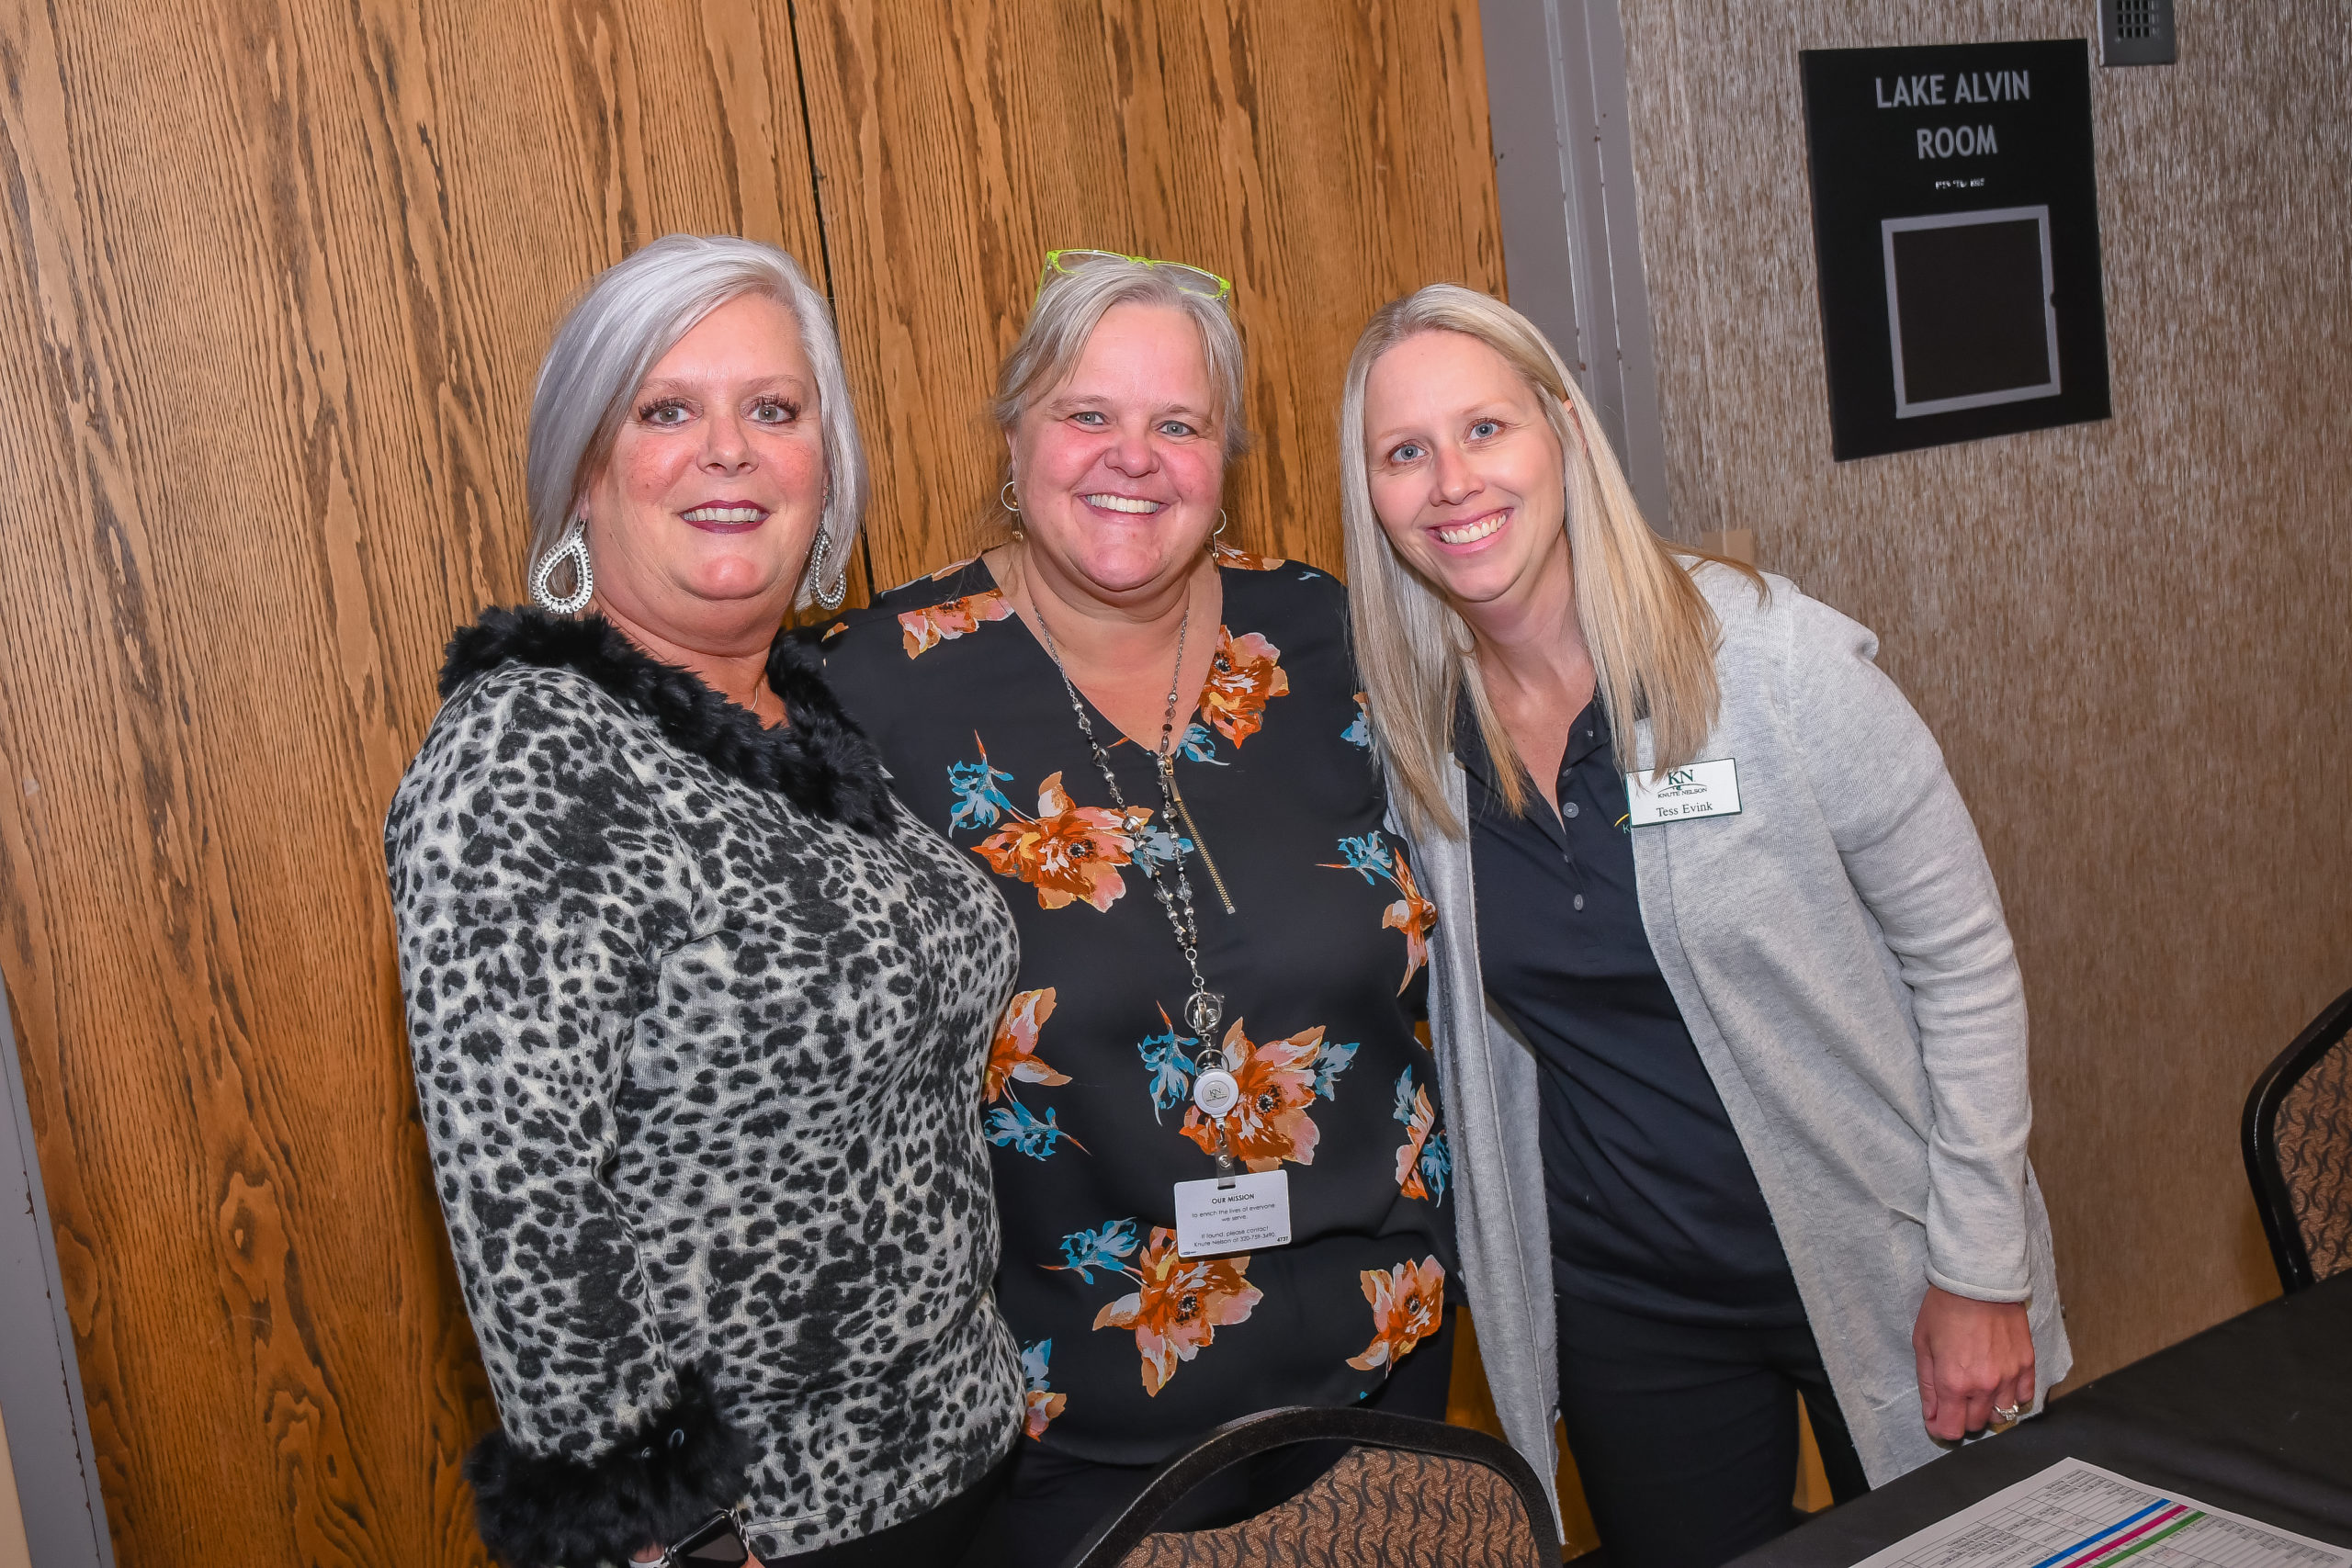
[1849,1457,2350,1568]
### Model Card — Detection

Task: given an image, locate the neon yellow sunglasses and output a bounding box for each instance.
[1034,248,1233,306]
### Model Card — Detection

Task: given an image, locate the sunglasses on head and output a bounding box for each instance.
[1035,248,1233,305]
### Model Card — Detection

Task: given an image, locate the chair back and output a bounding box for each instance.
[2244,987,2352,1292]
[1061,1406,1558,1568]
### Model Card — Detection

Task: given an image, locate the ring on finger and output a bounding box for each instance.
[1994,1402,2024,1425]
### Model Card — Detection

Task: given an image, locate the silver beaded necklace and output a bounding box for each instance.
[1031,596,1248,1163]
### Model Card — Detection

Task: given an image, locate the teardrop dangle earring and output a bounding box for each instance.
[531,519,594,615]
[807,480,848,610]
[808,526,848,611]
[1001,478,1024,541]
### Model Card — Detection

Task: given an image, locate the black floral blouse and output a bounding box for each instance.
[818,547,1454,1468]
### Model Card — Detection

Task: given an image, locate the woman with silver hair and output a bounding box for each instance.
[385,234,1023,1568]
[820,253,1456,1563]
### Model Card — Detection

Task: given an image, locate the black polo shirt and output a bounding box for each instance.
[1460,694,1805,1325]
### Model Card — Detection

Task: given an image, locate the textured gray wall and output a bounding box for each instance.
[1617,2,2351,1382]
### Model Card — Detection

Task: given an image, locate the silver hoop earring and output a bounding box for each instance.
[1212,509,1229,539]
[531,520,594,615]
[808,527,848,612]
[1000,479,1022,514]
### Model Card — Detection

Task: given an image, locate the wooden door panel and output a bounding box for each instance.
[0,2,1507,1562]
[0,2,824,1562]
[792,0,1505,590]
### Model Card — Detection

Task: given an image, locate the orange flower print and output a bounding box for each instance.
[899,589,1015,657]
[1019,1340,1066,1439]
[1181,1019,1325,1171]
[1346,1256,1447,1371]
[820,620,850,642]
[1388,1066,1451,1202]
[975,773,1145,911]
[1213,540,1287,571]
[985,988,1069,1102]
[1091,1226,1263,1396]
[1381,850,1438,994]
[1393,1068,1437,1197]
[1322,833,1439,994]
[1196,626,1290,745]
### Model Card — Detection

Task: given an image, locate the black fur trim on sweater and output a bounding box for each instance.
[463,1364,755,1568]
[440,607,896,834]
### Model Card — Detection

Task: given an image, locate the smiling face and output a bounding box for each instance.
[1009,302,1227,605]
[1360,329,1574,625]
[582,291,824,649]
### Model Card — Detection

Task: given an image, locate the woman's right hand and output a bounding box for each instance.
[1913,1284,2036,1440]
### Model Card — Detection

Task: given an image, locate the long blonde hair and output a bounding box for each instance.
[1339,284,1760,838]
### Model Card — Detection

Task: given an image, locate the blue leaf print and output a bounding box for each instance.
[1391,1066,1419,1125]
[1419,1133,1452,1204]
[986,1100,1078,1160]
[947,737,1016,831]
[1341,695,1373,750]
[1136,1021,1199,1122]
[1020,1338,1055,1392]
[1328,831,1397,884]
[1312,1039,1360,1100]
[1177,722,1228,765]
[1132,824,1195,872]
[1055,1218,1141,1282]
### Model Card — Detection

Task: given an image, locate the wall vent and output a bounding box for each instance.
[2098,0,2176,66]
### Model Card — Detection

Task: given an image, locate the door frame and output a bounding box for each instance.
[0,985,115,1568]
[1478,0,1673,532]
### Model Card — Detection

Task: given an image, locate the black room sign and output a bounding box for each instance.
[1801,39,2111,461]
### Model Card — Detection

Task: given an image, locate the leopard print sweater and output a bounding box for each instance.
[385,609,1023,1566]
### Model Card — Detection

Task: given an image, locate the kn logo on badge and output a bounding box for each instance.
[1625,758,1743,827]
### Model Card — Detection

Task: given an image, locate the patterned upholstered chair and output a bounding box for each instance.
[2243,987,2352,1292]
[1059,1406,1559,1568]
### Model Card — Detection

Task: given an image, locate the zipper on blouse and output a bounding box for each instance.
[1160,758,1237,915]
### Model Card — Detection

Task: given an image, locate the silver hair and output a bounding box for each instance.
[525,234,867,610]
[992,257,1251,459]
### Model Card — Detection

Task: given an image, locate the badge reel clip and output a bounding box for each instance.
[1187,988,1241,1189]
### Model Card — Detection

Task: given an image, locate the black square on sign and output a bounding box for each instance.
[1883,208,2059,416]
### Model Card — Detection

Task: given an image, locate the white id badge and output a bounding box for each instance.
[1172,1171,1292,1258]
[1624,757,1742,826]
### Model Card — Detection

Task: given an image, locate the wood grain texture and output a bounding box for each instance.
[1615,2,2352,1382]
[789,0,1505,590]
[0,2,826,1562]
[0,3,1509,1563]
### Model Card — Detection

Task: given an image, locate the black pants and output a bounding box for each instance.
[772,1448,1012,1567]
[1554,1292,1871,1568]
[967,1314,1457,1568]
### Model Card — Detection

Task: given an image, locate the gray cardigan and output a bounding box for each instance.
[1409,565,2071,1520]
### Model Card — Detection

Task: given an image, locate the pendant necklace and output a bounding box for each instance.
[1031,592,1245,1172]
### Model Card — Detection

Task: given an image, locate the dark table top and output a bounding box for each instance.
[1733,1273,2352,1568]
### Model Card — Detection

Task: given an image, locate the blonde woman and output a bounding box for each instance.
[820,254,1454,1563]
[1337,285,2070,1568]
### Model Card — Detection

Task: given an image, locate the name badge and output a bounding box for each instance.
[1624,757,1743,826]
[1173,1171,1292,1258]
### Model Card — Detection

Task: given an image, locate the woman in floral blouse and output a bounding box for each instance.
[820,253,1454,1562]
